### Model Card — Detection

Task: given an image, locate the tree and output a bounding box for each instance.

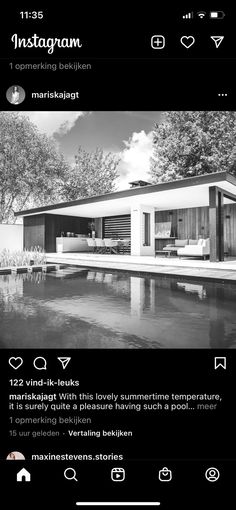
[150,111,236,182]
[61,146,120,201]
[0,112,69,223]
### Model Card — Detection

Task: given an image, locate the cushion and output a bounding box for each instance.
[178,246,204,255]
[198,239,204,245]
[175,239,188,247]
[189,239,198,245]
[203,238,210,247]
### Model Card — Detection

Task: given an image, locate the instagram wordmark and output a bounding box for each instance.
[11,34,83,54]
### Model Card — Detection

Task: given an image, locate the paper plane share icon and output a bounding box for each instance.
[57,357,71,369]
[211,36,224,48]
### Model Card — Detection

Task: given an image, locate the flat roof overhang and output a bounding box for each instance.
[15,171,236,219]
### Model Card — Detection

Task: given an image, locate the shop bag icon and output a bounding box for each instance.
[158,467,172,482]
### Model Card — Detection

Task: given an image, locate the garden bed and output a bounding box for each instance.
[0,248,64,275]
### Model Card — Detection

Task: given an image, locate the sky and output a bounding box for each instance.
[21,111,163,189]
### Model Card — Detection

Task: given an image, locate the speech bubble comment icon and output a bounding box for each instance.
[33,357,47,370]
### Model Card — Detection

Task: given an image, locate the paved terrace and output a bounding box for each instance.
[46,253,236,283]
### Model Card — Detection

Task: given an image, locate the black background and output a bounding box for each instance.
[0,3,236,509]
[0,4,235,110]
[0,350,234,509]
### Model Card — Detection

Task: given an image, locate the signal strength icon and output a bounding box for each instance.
[183,12,193,19]
[197,11,206,19]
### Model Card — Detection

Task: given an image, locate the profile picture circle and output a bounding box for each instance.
[6,85,26,105]
[6,451,25,460]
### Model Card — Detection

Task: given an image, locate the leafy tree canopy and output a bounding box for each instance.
[150,111,236,182]
[0,114,120,223]
[0,112,69,222]
[61,146,120,201]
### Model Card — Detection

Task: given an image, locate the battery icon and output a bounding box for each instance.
[210,11,225,19]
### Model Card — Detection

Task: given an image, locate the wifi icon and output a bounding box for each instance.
[197,11,206,19]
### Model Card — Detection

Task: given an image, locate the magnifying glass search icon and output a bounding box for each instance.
[64,467,78,481]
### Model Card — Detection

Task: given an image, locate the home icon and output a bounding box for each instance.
[16,468,31,482]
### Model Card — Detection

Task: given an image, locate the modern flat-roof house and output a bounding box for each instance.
[15,171,236,262]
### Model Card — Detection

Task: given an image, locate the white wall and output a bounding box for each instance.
[0,224,23,252]
[131,204,155,256]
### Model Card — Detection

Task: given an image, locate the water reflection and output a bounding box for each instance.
[0,267,236,349]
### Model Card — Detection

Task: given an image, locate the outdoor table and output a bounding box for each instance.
[155,249,177,257]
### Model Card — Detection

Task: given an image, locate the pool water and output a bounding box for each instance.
[0,267,236,349]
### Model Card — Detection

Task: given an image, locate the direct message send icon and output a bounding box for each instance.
[211,36,224,48]
[57,357,71,369]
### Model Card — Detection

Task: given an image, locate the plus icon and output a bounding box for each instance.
[151,35,165,49]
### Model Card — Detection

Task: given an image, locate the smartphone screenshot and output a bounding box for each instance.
[0,4,235,509]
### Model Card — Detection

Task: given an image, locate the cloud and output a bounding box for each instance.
[21,111,86,136]
[117,130,153,190]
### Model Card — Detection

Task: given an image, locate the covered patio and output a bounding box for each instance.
[15,171,236,264]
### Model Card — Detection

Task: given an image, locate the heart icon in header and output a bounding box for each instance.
[180,36,195,49]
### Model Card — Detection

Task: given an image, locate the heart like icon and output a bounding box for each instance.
[180,36,195,49]
[9,357,23,370]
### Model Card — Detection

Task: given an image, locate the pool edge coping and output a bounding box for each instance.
[44,260,236,285]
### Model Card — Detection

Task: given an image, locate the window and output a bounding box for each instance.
[143,212,150,246]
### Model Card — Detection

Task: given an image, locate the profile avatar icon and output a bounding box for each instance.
[205,467,220,482]
[6,85,26,105]
[6,451,25,460]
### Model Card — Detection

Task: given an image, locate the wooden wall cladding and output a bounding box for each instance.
[224,203,236,256]
[24,214,45,251]
[45,214,90,252]
[24,214,91,252]
[155,203,236,256]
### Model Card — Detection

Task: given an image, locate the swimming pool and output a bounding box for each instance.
[0,266,235,348]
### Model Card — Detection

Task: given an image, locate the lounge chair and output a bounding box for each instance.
[104,238,119,254]
[118,238,131,254]
[177,238,210,259]
[86,238,96,252]
[95,238,106,253]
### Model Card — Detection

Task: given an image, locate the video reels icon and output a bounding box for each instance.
[111,468,125,482]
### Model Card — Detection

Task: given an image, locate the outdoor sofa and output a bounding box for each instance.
[163,239,198,253]
[177,238,210,259]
